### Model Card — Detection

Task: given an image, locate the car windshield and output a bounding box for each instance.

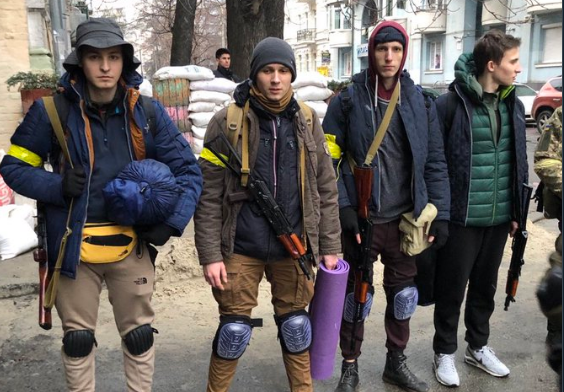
[549,77,562,92]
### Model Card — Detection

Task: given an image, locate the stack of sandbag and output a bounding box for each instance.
[0,203,37,260]
[188,78,237,156]
[152,65,215,150]
[292,72,333,123]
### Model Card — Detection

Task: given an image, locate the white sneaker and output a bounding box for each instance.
[434,353,460,387]
[464,346,510,377]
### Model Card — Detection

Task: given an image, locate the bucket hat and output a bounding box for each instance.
[63,18,140,72]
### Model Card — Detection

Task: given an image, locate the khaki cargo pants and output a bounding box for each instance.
[55,248,155,392]
[207,253,315,392]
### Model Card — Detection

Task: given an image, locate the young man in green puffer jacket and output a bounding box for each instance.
[431,30,529,388]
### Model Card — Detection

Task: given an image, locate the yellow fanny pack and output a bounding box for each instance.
[81,223,137,264]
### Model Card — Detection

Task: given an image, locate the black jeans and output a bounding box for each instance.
[433,222,510,354]
[340,219,417,360]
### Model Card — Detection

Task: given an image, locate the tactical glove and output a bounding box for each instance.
[429,220,449,249]
[137,223,177,246]
[537,265,563,316]
[62,166,86,198]
[339,206,359,235]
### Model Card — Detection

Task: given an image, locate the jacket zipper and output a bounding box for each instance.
[364,79,381,213]
[272,117,279,199]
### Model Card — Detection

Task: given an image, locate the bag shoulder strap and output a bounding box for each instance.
[363,81,400,166]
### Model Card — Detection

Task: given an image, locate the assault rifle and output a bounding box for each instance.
[504,184,534,311]
[350,165,374,350]
[33,202,52,330]
[204,132,312,280]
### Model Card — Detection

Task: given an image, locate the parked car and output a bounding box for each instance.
[514,83,537,123]
[532,75,562,132]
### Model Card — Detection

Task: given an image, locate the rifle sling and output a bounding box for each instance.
[363,82,400,166]
[42,96,75,310]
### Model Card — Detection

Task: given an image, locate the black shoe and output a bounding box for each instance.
[335,360,359,392]
[382,351,429,392]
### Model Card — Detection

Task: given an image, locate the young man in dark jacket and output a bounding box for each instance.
[213,48,240,82]
[195,37,341,392]
[432,30,528,387]
[323,20,450,392]
[0,18,202,391]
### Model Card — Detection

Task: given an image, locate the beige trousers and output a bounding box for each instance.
[207,253,315,392]
[56,248,155,392]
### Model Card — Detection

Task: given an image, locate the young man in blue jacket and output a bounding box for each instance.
[0,18,202,391]
[432,30,528,388]
[323,20,450,392]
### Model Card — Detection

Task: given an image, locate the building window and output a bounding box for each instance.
[386,0,392,17]
[421,0,444,10]
[542,23,562,64]
[397,0,406,9]
[428,41,442,70]
[298,55,303,72]
[306,53,310,72]
[340,48,352,78]
[330,4,351,29]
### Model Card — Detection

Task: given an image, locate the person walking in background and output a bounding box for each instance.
[0,18,202,391]
[213,47,240,82]
[432,29,529,388]
[534,106,562,390]
[323,20,450,392]
[195,37,341,392]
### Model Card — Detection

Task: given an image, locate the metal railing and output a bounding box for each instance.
[297,29,315,42]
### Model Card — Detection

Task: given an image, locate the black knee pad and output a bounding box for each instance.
[212,315,253,360]
[124,324,157,356]
[275,310,312,354]
[62,330,97,358]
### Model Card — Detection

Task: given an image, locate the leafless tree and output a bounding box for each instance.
[226,0,285,79]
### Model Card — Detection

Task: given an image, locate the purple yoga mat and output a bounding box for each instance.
[309,258,350,380]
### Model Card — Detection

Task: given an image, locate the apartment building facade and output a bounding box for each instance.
[284,0,562,89]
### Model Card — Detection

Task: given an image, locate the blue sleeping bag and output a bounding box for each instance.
[103,159,181,226]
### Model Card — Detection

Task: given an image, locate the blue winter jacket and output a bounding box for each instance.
[0,70,202,279]
[322,69,450,221]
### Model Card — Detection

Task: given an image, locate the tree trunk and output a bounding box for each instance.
[226,0,285,80]
[170,0,198,66]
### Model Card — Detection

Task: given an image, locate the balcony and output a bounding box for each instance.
[328,29,352,48]
[482,0,509,26]
[297,29,316,43]
[412,7,447,33]
[527,0,562,12]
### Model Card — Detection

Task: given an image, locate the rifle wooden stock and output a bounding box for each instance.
[34,249,52,330]
[354,166,373,220]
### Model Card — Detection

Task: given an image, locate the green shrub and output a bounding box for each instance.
[6,71,59,91]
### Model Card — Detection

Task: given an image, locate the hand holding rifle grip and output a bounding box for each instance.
[278,233,312,280]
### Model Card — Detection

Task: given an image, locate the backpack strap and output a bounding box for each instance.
[226,102,250,186]
[139,95,157,137]
[297,100,313,131]
[443,91,457,131]
[43,96,72,166]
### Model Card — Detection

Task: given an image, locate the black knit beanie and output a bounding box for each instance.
[373,26,406,48]
[250,37,297,83]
